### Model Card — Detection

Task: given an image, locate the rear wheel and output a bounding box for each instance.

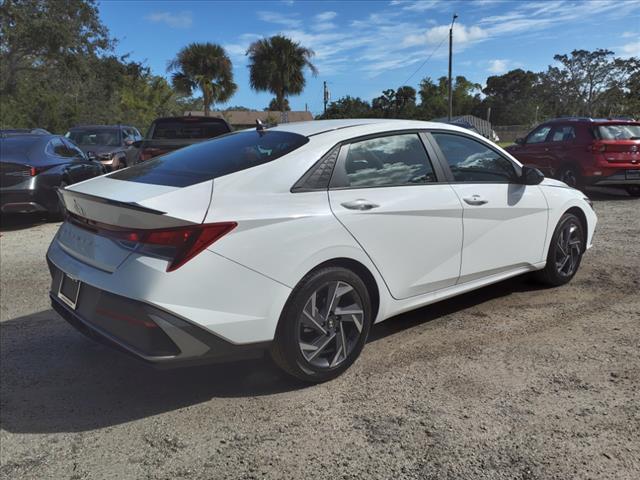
[626,186,640,197]
[534,213,585,286]
[558,166,582,190]
[48,179,69,221]
[270,267,372,383]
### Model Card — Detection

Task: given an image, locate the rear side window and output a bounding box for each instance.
[432,133,517,183]
[110,130,309,187]
[151,120,230,139]
[550,126,576,142]
[594,124,640,140]
[331,134,436,189]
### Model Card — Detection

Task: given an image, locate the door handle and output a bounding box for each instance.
[341,199,380,211]
[463,195,488,206]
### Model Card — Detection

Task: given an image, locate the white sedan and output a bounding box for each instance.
[47,119,596,382]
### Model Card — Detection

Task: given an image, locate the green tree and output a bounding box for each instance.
[267,97,290,111]
[168,42,237,117]
[395,85,417,114]
[481,69,541,125]
[318,96,371,119]
[372,89,397,117]
[246,35,317,111]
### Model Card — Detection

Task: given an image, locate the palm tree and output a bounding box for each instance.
[246,35,318,111]
[168,43,237,116]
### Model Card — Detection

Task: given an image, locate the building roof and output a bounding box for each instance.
[184,110,314,125]
[432,115,495,139]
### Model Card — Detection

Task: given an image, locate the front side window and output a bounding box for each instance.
[332,134,436,188]
[551,126,576,142]
[526,126,551,144]
[432,133,517,183]
[110,130,309,187]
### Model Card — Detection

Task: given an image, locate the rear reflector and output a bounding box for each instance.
[68,214,236,271]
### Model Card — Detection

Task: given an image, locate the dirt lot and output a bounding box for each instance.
[1,189,638,480]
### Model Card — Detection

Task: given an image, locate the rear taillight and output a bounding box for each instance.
[589,142,606,153]
[30,166,40,176]
[68,215,236,271]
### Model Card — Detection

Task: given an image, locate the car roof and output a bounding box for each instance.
[69,125,129,130]
[269,118,467,138]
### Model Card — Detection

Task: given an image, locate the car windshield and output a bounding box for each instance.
[110,130,309,187]
[595,124,640,140]
[66,129,121,146]
[151,120,229,139]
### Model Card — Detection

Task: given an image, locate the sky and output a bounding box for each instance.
[98,0,640,115]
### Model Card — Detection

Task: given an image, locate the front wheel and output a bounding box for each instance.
[534,213,585,286]
[626,186,640,197]
[558,166,583,190]
[270,267,372,383]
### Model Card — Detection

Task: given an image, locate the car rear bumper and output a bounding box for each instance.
[586,169,640,186]
[49,261,271,366]
[0,189,48,213]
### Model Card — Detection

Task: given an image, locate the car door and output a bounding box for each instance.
[328,132,464,300]
[547,124,578,177]
[60,138,99,181]
[428,131,548,284]
[510,125,554,175]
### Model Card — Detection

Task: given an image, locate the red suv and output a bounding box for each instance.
[506,118,640,196]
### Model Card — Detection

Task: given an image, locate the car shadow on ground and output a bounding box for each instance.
[585,186,637,200]
[0,276,548,434]
[0,213,55,232]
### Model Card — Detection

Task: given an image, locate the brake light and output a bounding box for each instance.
[589,142,606,153]
[30,166,40,176]
[68,214,236,271]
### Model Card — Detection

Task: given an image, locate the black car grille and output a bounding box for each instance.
[0,162,31,188]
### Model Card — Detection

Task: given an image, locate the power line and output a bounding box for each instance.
[401,36,447,86]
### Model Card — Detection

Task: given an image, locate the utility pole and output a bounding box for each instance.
[448,13,458,122]
[323,81,329,116]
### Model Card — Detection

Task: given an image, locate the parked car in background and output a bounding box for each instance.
[1,128,50,136]
[506,118,640,196]
[1,134,105,217]
[65,125,143,171]
[47,119,595,382]
[135,116,231,162]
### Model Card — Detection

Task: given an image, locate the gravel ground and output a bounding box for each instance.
[1,189,639,480]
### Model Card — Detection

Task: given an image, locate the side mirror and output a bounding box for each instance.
[515,137,525,145]
[86,151,97,161]
[132,140,143,148]
[124,138,134,147]
[521,165,544,185]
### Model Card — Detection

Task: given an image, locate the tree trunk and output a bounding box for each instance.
[277,90,285,111]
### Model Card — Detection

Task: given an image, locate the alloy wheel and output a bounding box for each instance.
[555,221,582,277]
[297,281,365,369]
[560,169,577,188]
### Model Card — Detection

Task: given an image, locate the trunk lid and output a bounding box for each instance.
[55,175,213,271]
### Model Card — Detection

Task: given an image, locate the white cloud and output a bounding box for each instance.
[145,11,192,29]
[618,41,640,58]
[390,0,441,11]
[487,59,508,74]
[622,31,638,39]
[422,23,489,49]
[315,11,337,22]
[257,11,301,27]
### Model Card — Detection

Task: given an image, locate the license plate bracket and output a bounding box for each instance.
[58,273,81,310]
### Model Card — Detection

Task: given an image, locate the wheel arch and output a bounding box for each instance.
[287,257,381,325]
[565,206,588,241]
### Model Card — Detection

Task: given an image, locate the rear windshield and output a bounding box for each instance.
[110,130,309,187]
[151,120,230,139]
[594,124,640,140]
[0,136,42,160]
[67,128,121,146]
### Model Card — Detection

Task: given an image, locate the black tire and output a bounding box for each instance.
[534,213,585,286]
[270,266,372,383]
[557,166,583,190]
[626,186,640,197]
[47,179,69,221]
